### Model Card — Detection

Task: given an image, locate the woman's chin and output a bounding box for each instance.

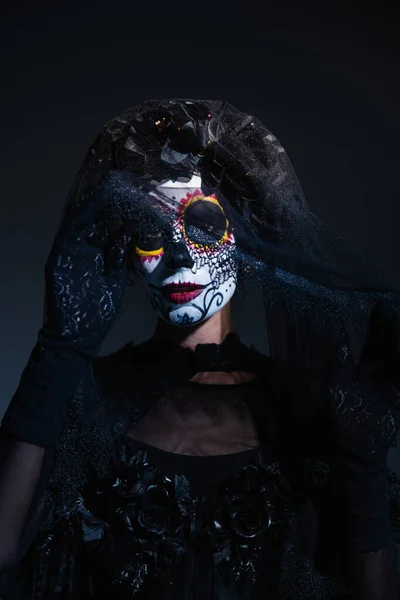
[167,306,203,327]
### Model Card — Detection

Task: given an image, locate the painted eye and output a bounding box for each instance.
[183,200,228,247]
[135,232,164,253]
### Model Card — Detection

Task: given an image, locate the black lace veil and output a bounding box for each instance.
[44,98,400,515]
[60,99,399,349]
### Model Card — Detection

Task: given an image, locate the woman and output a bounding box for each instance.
[0,99,399,599]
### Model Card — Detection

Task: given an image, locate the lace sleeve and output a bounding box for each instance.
[0,431,87,600]
[332,453,399,599]
[342,545,399,600]
[0,347,100,578]
[0,431,54,572]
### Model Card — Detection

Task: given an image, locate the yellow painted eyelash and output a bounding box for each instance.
[181,194,224,215]
[135,245,164,256]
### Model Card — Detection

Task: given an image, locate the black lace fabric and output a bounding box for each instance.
[0,435,45,569]
[0,434,55,598]
[56,99,400,338]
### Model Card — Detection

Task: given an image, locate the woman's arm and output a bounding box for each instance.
[0,186,129,572]
[0,433,48,570]
[343,545,398,600]
[327,337,400,599]
[332,454,398,599]
[0,344,91,572]
[0,429,87,599]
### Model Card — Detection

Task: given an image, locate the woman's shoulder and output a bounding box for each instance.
[91,341,150,389]
[90,342,146,407]
[93,341,135,368]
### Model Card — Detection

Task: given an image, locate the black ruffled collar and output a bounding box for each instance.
[128,332,269,381]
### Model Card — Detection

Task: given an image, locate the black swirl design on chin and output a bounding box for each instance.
[189,287,224,321]
[149,283,224,326]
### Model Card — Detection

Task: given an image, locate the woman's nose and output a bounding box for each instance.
[164,239,194,270]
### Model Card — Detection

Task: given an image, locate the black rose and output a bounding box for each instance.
[137,484,174,535]
[229,494,272,539]
[122,484,172,535]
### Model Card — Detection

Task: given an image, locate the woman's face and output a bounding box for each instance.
[134,176,237,326]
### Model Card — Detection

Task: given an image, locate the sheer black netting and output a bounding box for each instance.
[1,99,400,599]
[63,100,400,325]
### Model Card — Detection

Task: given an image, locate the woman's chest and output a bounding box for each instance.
[126,396,260,455]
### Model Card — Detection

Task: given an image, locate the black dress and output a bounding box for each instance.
[0,336,399,599]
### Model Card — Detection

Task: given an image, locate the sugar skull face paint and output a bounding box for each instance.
[135,175,237,326]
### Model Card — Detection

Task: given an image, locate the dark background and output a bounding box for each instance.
[1,0,399,467]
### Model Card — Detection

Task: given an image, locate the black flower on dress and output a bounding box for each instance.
[211,459,294,586]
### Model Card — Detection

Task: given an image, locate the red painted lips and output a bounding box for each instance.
[162,282,205,304]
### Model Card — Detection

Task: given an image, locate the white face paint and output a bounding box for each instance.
[134,175,237,326]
